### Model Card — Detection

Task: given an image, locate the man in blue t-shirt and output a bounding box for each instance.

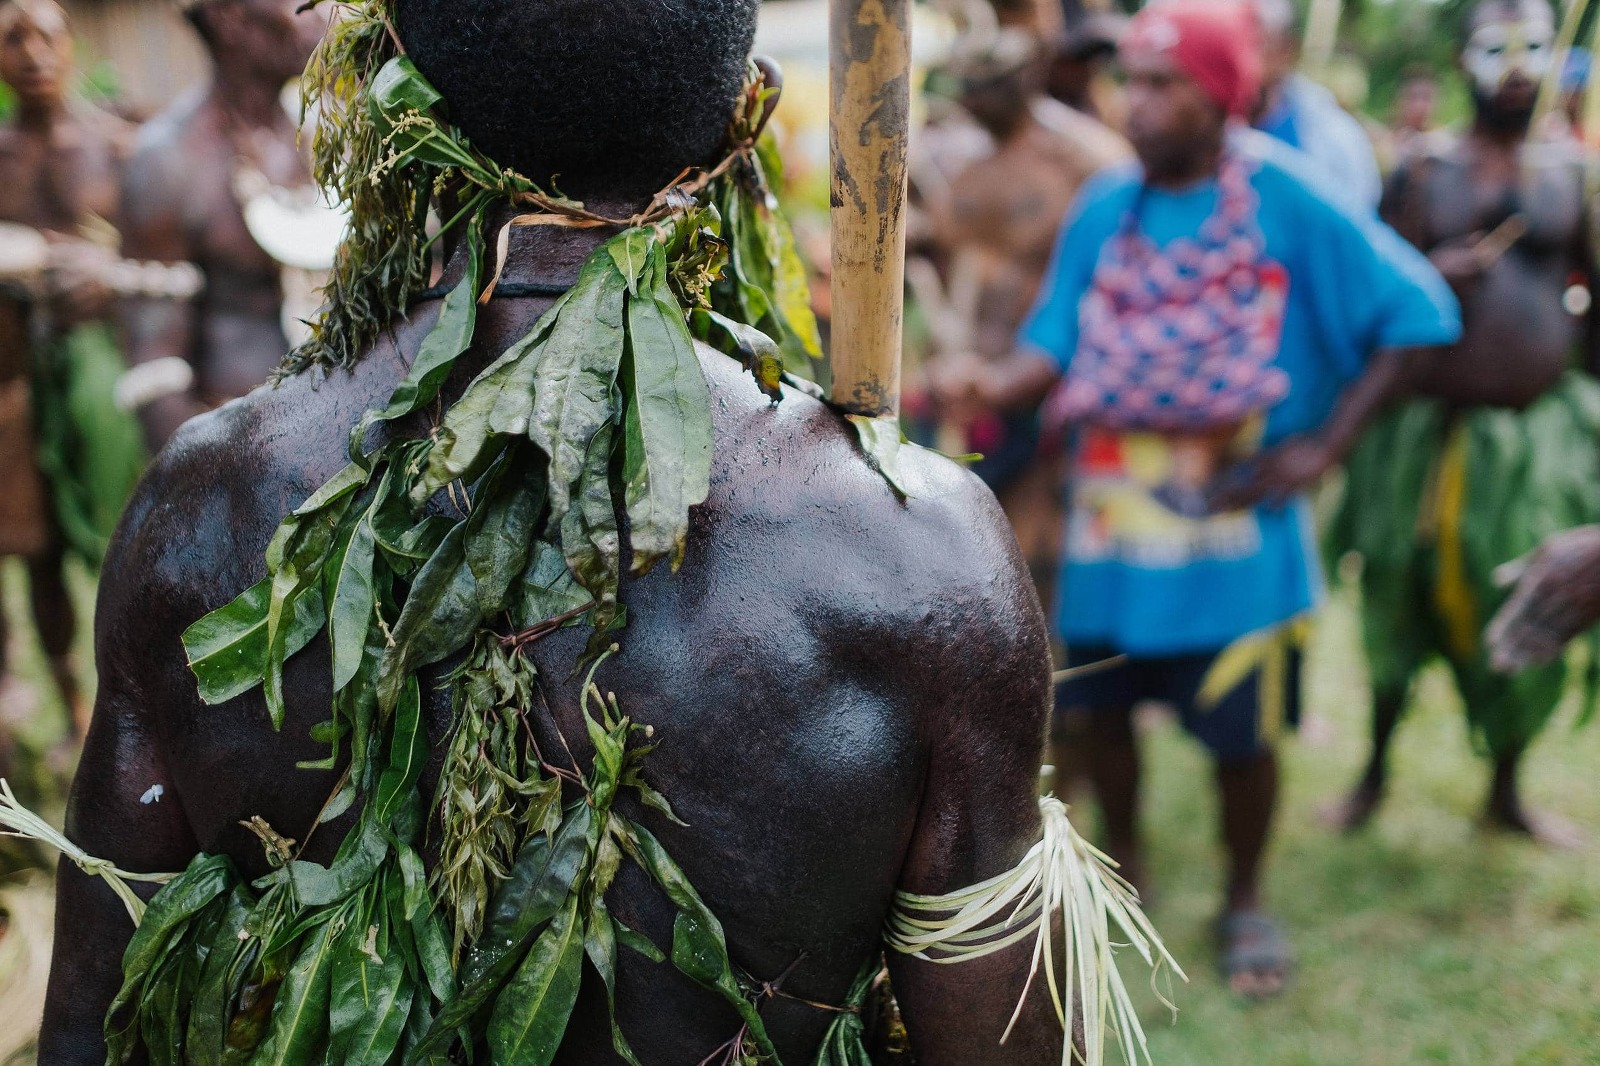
[933,0,1460,998]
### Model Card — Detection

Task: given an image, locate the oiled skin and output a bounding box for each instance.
[40,231,1063,1064]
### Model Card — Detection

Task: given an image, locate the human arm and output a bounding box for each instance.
[1212,168,1461,511]
[37,533,201,1063]
[118,139,204,452]
[877,472,1127,1064]
[1486,526,1600,672]
[1209,345,1423,511]
[884,548,1070,1065]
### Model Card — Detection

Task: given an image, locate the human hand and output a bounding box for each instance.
[1208,435,1339,513]
[926,352,992,428]
[1486,525,1600,672]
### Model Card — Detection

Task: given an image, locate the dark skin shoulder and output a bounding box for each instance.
[42,285,1063,1063]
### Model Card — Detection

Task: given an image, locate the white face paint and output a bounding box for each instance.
[1464,12,1556,95]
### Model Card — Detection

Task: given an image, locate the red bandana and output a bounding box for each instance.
[1122,0,1263,117]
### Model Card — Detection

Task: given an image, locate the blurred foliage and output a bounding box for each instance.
[1339,0,1477,123]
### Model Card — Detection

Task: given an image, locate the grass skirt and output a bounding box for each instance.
[1327,372,1600,756]
[32,323,146,567]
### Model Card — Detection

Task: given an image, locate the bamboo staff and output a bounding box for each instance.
[829,0,912,417]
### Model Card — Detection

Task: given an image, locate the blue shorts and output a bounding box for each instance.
[1057,645,1302,763]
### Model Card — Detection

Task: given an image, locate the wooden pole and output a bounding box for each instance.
[829,0,912,417]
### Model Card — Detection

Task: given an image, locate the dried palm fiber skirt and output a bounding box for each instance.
[1326,371,1600,756]
[0,377,50,560]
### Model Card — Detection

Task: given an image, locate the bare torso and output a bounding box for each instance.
[945,104,1126,359]
[0,102,127,382]
[1383,134,1592,408]
[121,86,310,436]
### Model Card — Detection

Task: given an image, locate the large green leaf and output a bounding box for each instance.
[328,900,414,1066]
[374,680,426,824]
[418,308,563,499]
[410,804,595,1059]
[465,446,547,615]
[507,540,590,632]
[525,253,628,537]
[185,886,259,1066]
[621,245,714,574]
[474,803,596,980]
[281,808,391,909]
[485,893,585,1066]
[367,57,473,171]
[136,911,205,1066]
[286,462,370,523]
[354,224,485,450]
[377,522,482,712]
[582,895,644,1066]
[847,415,922,501]
[106,855,238,1063]
[326,508,380,694]
[624,823,776,1060]
[558,418,621,624]
[263,499,357,727]
[369,56,442,124]
[247,909,343,1066]
[184,577,326,708]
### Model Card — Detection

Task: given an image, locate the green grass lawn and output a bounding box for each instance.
[1132,595,1600,1066]
[2,569,1597,1064]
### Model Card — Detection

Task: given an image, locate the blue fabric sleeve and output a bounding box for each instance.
[1297,80,1383,213]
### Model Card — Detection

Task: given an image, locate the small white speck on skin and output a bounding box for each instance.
[140,784,164,805]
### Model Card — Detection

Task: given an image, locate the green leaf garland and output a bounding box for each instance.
[112,4,876,1063]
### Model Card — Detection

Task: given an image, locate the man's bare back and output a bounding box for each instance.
[41,224,1065,1062]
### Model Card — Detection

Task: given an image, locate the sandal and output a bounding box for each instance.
[1216,910,1293,1000]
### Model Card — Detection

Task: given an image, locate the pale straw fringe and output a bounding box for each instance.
[885,795,1186,1066]
[0,874,53,1064]
[0,779,174,926]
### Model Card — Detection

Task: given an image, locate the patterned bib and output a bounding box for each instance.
[1060,151,1290,432]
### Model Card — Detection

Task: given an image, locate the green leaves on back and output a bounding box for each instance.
[154,36,861,1066]
[712,132,824,382]
[623,243,714,572]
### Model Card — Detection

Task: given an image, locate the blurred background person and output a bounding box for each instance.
[0,0,138,767]
[932,27,1127,607]
[1325,0,1600,847]
[933,0,1459,998]
[1252,0,1383,210]
[116,0,332,452]
[1046,6,1128,128]
[1392,63,1439,150]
